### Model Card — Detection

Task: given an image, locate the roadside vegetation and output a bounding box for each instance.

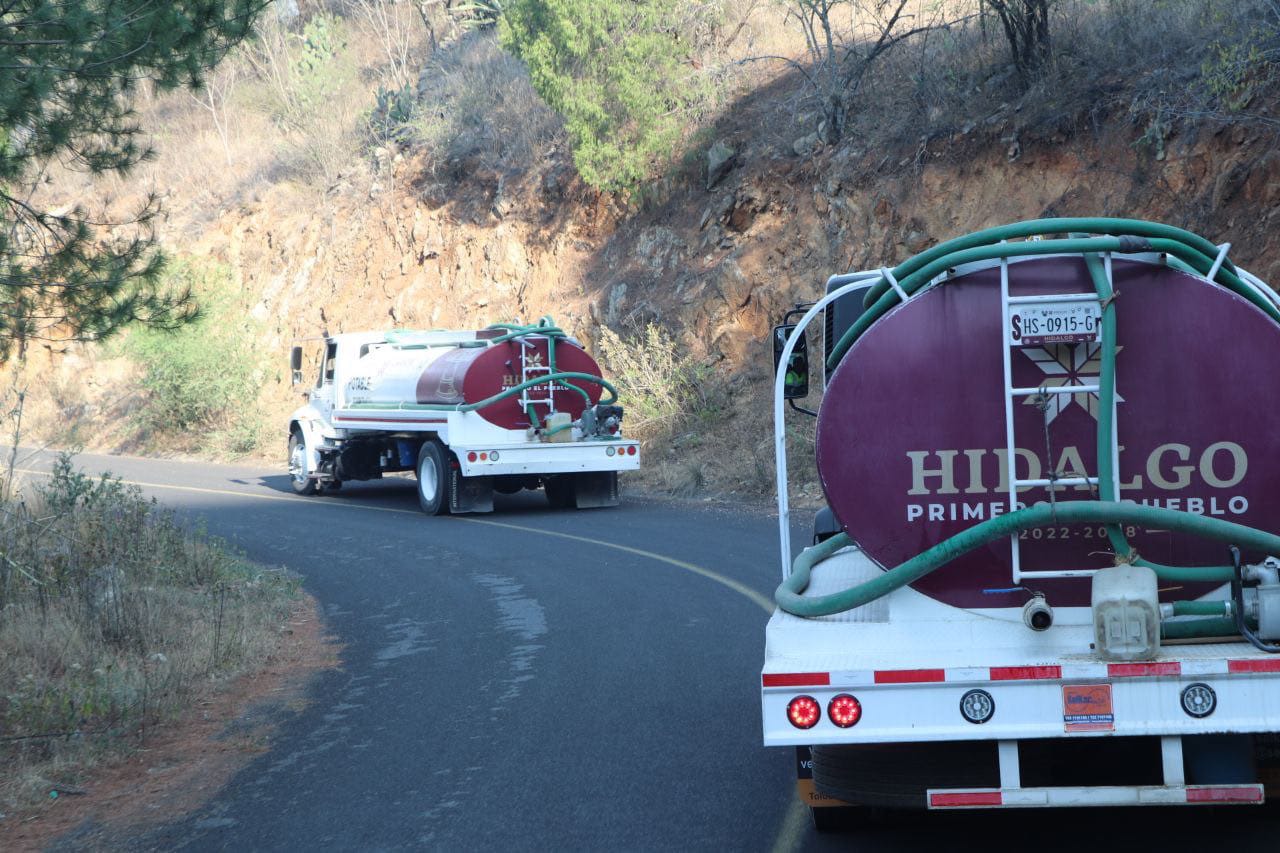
[597,324,718,494]
[0,455,299,814]
[123,259,268,456]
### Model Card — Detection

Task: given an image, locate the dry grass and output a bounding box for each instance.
[0,455,298,814]
[412,31,564,176]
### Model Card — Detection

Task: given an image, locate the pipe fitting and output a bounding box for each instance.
[1023,594,1054,631]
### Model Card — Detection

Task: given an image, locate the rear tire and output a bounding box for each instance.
[416,442,449,515]
[288,431,318,496]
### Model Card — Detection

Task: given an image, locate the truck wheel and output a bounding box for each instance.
[288,431,318,496]
[416,442,449,515]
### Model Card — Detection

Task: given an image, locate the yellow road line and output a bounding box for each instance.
[456,516,775,613]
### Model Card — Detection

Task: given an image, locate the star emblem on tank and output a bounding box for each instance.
[1020,343,1122,423]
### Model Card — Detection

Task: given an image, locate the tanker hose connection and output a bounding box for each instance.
[780,217,1280,647]
[1022,594,1053,631]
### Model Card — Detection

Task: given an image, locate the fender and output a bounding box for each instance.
[289,403,327,476]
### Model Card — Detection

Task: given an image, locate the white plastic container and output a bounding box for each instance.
[1091,564,1160,661]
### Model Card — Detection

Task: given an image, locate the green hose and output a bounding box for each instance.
[1172,600,1231,617]
[777,501,1280,618]
[828,234,1274,372]
[1079,252,1237,584]
[857,218,1235,312]
[1162,616,1239,640]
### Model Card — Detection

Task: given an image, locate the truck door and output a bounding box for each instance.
[311,340,338,424]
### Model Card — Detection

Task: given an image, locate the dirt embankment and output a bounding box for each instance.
[198,96,1280,491]
[20,78,1280,496]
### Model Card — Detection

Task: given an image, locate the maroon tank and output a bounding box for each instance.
[816,257,1280,609]
[415,336,603,429]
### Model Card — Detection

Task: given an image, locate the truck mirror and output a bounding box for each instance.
[290,346,303,386]
[773,324,809,399]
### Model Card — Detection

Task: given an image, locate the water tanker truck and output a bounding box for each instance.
[287,317,638,513]
[764,218,1280,827]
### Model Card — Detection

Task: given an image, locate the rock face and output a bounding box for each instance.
[792,133,820,157]
[706,140,737,190]
[19,82,1280,498]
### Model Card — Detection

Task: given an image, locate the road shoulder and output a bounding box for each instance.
[2,595,339,852]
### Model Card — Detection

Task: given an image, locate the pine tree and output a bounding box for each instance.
[0,1,272,357]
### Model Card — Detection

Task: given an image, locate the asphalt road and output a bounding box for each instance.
[15,450,1280,851]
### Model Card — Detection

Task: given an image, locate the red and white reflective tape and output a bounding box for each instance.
[763,658,1280,689]
[928,784,1264,809]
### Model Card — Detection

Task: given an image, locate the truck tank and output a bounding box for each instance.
[344,331,605,429]
[815,255,1280,610]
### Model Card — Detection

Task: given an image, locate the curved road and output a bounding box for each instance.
[18,450,1280,851]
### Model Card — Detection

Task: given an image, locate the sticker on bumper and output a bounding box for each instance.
[1063,684,1114,733]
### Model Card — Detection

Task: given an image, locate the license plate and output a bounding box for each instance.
[1009,300,1102,346]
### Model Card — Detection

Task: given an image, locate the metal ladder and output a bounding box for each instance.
[517,338,558,419]
[999,249,1121,582]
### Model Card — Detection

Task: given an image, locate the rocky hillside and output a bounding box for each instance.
[13,3,1280,499]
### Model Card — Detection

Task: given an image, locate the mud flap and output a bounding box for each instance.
[449,471,494,513]
[572,471,618,508]
[796,746,848,808]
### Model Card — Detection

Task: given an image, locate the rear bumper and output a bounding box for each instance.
[455,441,640,477]
[927,783,1264,809]
[762,658,1280,746]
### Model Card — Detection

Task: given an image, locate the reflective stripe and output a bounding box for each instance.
[874,668,946,684]
[990,665,1062,681]
[762,672,830,688]
[1228,659,1280,674]
[1187,786,1264,803]
[930,791,1002,807]
[1108,662,1181,678]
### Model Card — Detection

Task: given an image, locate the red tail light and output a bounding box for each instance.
[787,695,821,729]
[626,445,637,456]
[467,451,478,462]
[828,694,862,728]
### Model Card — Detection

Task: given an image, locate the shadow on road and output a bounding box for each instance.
[255,472,594,519]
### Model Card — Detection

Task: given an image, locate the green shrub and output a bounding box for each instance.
[499,0,718,192]
[125,259,263,443]
[1200,3,1279,109]
[596,323,709,442]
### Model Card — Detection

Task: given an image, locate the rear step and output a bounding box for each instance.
[927,736,1264,809]
[928,784,1263,808]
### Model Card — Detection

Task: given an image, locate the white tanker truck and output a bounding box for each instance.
[286,318,638,513]
[765,219,1280,827]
